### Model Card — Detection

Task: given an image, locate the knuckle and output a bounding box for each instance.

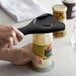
[11,31,16,37]
[9,30,16,37]
[10,26,16,31]
[7,26,14,31]
[8,37,13,42]
[8,26,16,33]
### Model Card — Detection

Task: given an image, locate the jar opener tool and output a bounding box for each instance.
[18,13,65,35]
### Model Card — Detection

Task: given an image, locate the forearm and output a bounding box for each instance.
[0,44,43,65]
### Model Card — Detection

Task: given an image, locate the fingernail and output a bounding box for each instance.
[38,58,43,64]
[36,57,43,64]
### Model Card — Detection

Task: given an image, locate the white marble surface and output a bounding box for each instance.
[0,0,76,76]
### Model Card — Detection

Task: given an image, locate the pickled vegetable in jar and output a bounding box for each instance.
[52,4,67,22]
[32,33,53,59]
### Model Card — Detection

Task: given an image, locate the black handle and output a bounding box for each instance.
[18,21,34,35]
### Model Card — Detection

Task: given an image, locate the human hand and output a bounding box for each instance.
[0,43,43,65]
[0,25,24,49]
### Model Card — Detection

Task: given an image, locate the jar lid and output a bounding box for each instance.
[52,4,67,12]
[62,0,76,3]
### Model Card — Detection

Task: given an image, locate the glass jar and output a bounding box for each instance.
[71,18,76,48]
[52,4,67,37]
[32,33,53,69]
[62,0,76,19]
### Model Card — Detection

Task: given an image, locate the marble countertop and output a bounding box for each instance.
[0,0,76,76]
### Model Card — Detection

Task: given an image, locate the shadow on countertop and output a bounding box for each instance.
[0,61,36,76]
[0,61,51,76]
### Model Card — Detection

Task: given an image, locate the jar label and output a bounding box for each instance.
[32,44,52,59]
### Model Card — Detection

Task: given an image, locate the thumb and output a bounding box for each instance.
[30,52,43,64]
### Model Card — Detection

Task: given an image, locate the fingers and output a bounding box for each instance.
[6,37,13,48]
[1,32,18,48]
[4,35,15,48]
[22,43,43,65]
[4,31,18,47]
[0,25,24,43]
[11,31,18,45]
[12,26,24,42]
[6,26,24,46]
[30,52,43,64]
[0,33,14,48]
[0,25,24,49]
[28,47,43,64]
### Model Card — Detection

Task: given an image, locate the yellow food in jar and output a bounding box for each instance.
[52,4,67,21]
[33,33,53,46]
[33,55,53,69]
